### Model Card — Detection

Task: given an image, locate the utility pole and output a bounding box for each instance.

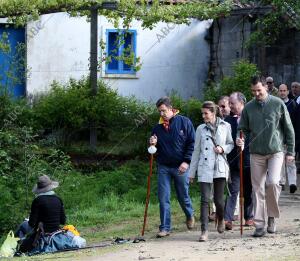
[89,2,117,150]
[89,5,98,150]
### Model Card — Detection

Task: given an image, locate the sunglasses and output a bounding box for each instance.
[267,82,273,84]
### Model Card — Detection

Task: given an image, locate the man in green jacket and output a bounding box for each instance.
[237,76,295,237]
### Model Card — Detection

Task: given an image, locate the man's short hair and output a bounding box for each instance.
[266,76,274,83]
[156,96,172,108]
[291,82,300,88]
[230,92,247,104]
[218,95,229,102]
[251,75,266,86]
[278,84,288,90]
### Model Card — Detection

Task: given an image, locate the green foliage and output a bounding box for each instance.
[246,0,300,46]
[0,95,72,235]
[32,78,205,155]
[0,0,233,28]
[170,93,203,127]
[32,77,156,151]
[204,60,260,102]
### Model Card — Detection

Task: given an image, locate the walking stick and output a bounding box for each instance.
[141,145,156,236]
[239,131,244,236]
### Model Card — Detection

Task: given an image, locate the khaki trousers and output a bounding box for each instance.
[250,152,284,228]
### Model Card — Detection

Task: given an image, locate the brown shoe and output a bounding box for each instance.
[217,219,225,234]
[199,230,208,242]
[156,231,170,238]
[225,221,233,230]
[186,216,195,230]
[244,219,254,227]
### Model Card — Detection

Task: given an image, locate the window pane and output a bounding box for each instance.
[107,32,119,70]
[123,32,134,72]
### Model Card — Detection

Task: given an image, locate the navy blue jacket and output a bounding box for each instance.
[152,115,195,168]
[225,115,250,170]
[284,99,297,127]
[294,103,300,153]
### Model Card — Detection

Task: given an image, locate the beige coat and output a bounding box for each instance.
[189,119,234,183]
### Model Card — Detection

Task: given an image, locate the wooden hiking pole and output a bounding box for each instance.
[141,147,155,236]
[239,131,244,236]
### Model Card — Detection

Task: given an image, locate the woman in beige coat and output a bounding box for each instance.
[189,101,234,242]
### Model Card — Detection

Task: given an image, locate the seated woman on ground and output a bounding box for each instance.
[17,174,66,253]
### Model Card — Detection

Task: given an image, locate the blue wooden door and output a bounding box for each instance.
[0,24,25,98]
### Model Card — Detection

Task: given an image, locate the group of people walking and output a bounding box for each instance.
[150,75,298,242]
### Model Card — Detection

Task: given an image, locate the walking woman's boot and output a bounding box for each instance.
[199,230,208,242]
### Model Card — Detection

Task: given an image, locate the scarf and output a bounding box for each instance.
[36,190,55,198]
[158,109,179,131]
[205,117,220,141]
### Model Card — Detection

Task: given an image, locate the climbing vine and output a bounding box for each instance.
[0,0,233,28]
[246,0,300,45]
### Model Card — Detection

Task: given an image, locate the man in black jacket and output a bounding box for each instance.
[224,92,253,230]
[278,84,297,193]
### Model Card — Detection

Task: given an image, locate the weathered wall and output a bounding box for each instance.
[210,15,252,81]
[210,14,300,87]
[26,13,212,101]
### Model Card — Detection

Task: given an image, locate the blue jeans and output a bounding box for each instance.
[157,164,194,232]
[225,167,253,221]
[224,170,240,221]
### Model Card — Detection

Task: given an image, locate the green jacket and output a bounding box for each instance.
[238,95,295,156]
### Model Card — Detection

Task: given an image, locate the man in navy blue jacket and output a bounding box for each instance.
[149,97,195,238]
[224,92,253,230]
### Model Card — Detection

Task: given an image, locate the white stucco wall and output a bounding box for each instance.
[26,13,212,101]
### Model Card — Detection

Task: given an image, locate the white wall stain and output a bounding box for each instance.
[26,13,212,101]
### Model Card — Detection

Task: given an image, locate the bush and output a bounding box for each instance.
[0,97,72,236]
[204,59,260,102]
[31,78,205,156]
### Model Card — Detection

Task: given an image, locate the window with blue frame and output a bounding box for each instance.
[106,29,136,74]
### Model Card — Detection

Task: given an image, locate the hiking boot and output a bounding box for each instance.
[252,227,266,237]
[156,231,170,238]
[199,230,208,242]
[208,212,216,222]
[186,216,195,230]
[290,184,297,194]
[217,219,225,234]
[267,217,276,233]
[244,219,254,227]
[225,221,233,230]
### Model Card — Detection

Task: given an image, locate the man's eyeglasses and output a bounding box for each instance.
[267,82,273,84]
[219,105,226,108]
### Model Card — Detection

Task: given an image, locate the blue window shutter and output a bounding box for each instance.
[0,25,25,98]
[105,29,136,74]
[107,31,119,71]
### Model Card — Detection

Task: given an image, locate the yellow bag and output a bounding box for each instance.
[0,231,19,257]
[63,225,80,236]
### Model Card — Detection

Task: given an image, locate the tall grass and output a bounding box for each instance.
[52,160,200,243]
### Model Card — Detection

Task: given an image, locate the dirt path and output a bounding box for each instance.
[78,189,300,261]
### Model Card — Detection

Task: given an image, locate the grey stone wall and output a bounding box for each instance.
[210,14,300,88]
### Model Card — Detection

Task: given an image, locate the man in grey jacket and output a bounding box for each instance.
[237,76,295,237]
